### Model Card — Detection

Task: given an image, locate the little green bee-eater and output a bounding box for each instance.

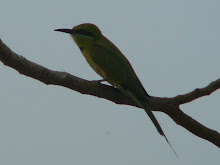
[55,23,177,156]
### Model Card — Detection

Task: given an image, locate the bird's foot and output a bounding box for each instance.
[91,78,107,83]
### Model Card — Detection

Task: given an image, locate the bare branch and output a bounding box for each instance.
[173,79,220,104]
[0,38,219,147]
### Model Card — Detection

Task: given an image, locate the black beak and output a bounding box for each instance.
[54,29,75,34]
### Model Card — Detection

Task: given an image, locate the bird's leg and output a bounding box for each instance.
[91,78,107,83]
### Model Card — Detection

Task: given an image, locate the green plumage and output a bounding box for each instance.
[55,23,178,156]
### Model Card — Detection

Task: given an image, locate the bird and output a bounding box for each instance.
[55,23,177,156]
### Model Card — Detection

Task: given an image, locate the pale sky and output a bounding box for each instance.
[1,1,220,165]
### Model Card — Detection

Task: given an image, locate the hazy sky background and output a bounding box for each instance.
[1,0,220,165]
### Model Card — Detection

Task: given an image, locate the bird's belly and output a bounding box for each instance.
[82,50,107,79]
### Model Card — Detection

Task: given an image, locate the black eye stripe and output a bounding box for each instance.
[76,29,95,37]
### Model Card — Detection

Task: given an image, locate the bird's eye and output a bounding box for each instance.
[76,29,95,37]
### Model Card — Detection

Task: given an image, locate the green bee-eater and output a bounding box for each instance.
[55,23,177,156]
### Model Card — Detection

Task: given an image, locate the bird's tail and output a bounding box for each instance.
[124,89,178,157]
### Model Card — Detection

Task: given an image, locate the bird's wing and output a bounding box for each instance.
[89,42,178,156]
[89,43,149,98]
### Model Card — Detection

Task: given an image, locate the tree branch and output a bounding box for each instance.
[173,79,220,104]
[1,38,219,147]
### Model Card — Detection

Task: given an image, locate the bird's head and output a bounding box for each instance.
[55,23,102,48]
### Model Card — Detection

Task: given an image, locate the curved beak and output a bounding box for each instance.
[54,29,75,34]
